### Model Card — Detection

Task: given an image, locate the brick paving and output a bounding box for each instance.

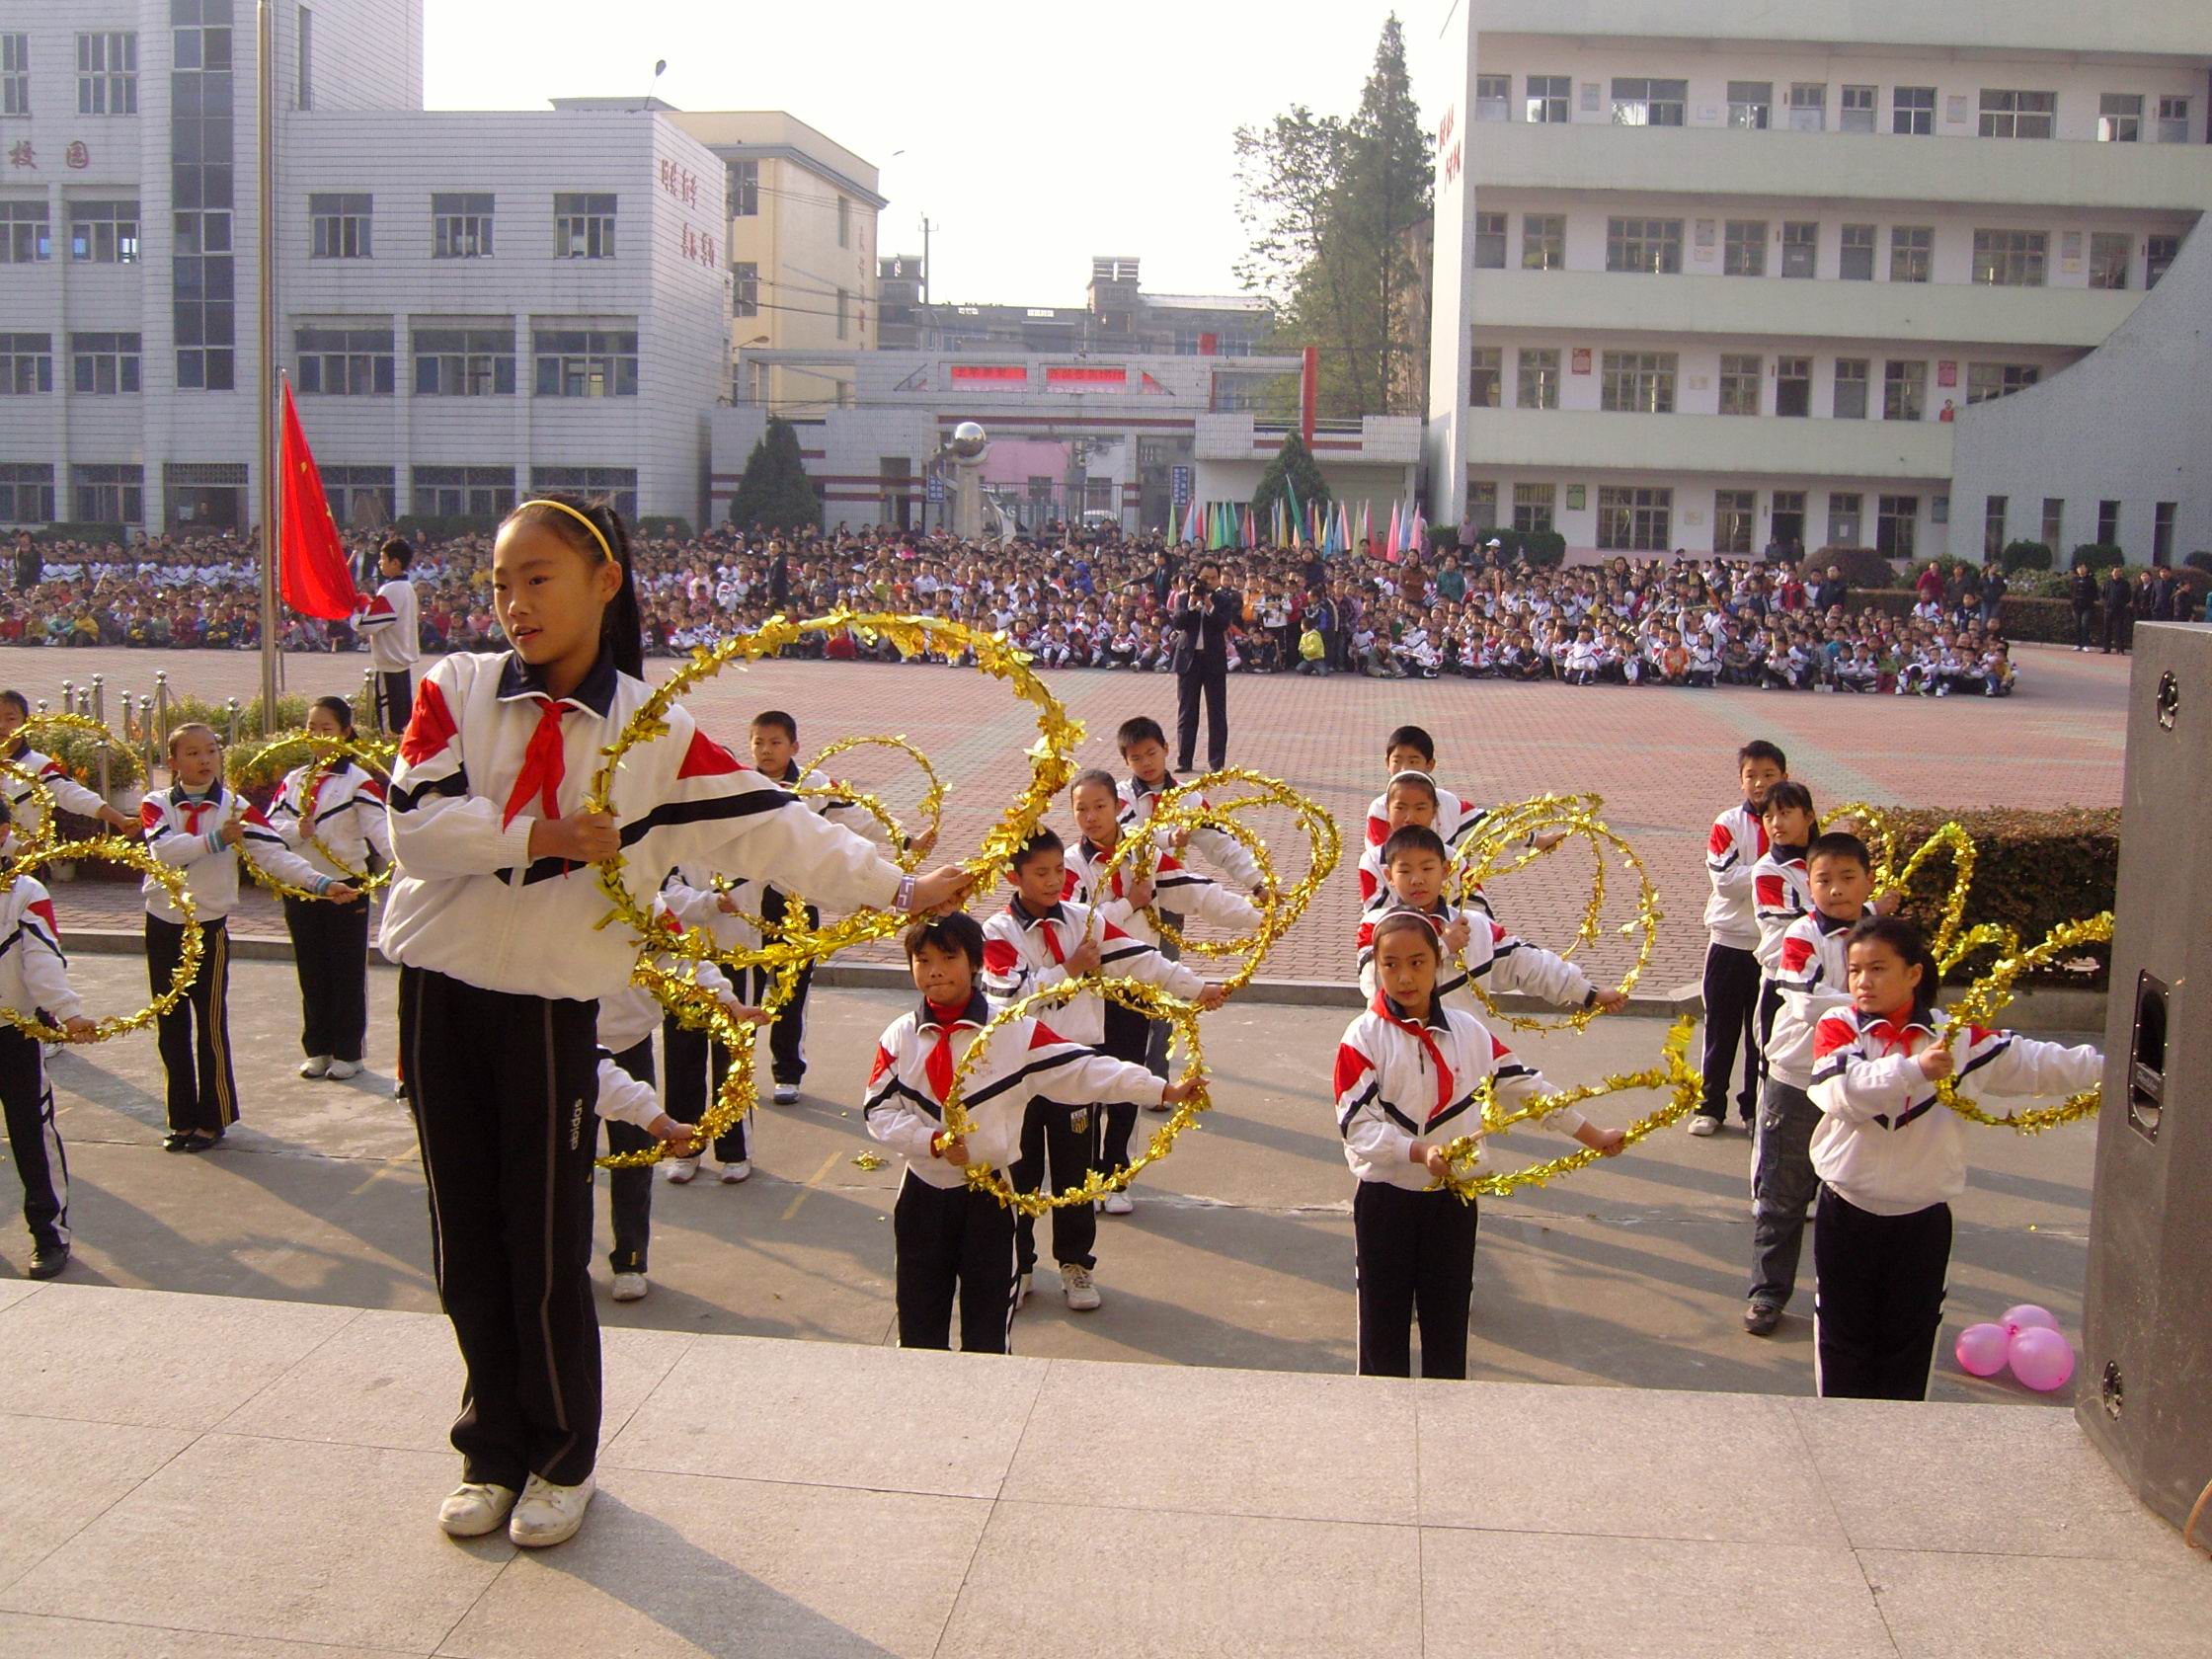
[14,642,2127,988]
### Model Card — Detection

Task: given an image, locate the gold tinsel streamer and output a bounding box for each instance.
[0,835,204,1043]
[593,953,765,1169]
[0,755,63,857]
[801,733,946,872]
[1447,791,1661,1033]
[1933,912,2114,1134]
[1827,804,1979,963]
[237,731,401,897]
[1432,1016,1703,1200]
[937,974,1208,1215]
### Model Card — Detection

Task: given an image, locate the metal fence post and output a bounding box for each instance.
[91,675,111,801]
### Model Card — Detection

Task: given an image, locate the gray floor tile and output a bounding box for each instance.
[0,1283,44,1317]
[0,1611,423,1657]
[1861,1546,2212,1658]
[0,1415,194,1593]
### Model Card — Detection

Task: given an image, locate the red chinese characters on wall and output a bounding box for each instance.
[679,222,717,270]
[12,140,98,171]
[658,158,699,207]
[64,141,89,170]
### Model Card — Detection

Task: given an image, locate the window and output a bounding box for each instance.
[73,463,143,523]
[0,462,54,523]
[69,332,140,394]
[296,5,311,109]
[171,1,237,392]
[732,261,758,318]
[2098,93,2142,143]
[1,201,50,264]
[412,466,515,519]
[2159,96,2192,144]
[1984,496,2009,561]
[1840,223,1875,279]
[1980,90,2056,139]
[2,33,27,116]
[1776,356,1811,417]
[2147,234,2179,288]
[1466,480,1498,532]
[0,334,52,395]
[1890,225,1933,282]
[836,194,850,247]
[1606,216,1682,274]
[1829,493,1862,547]
[1474,74,1511,120]
[1473,212,1507,270]
[1512,482,1555,534]
[412,325,515,396]
[1468,345,1501,408]
[68,200,139,263]
[727,160,757,216]
[1727,81,1773,130]
[835,286,850,341]
[531,465,638,522]
[1780,221,1818,278]
[321,465,395,528]
[1517,348,1559,409]
[1973,229,2046,286]
[295,325,393,395]
[2154,502,2176,566]
[1876,495,1919,559]
[1597,485,1671,551]
[1883,360,1927,422]
[531,327,639,397]
[2097,500,2120,544]
[1521,214,1564,270]
[1601,351,1676,413]
[77,31,137,114]
[1611,77,1686,127]
[1787,83,1826,130]
[1833,358,1869,420]
[432,193,495,259]
[1966,362,2039,405]
[1723,219,1767,276]
[1526,75,1570,123]
[1714,490,1756,554]
[2089,232,2131,290]
[1841,84,1876,132]
[553,193,615,259]
[2041,499,2064,550]
[308,193,370,259]
[1893,86,1936,135]
[1718,355,1762,416]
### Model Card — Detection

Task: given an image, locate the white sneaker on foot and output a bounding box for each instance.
[663,1154,700,1184]
[509,1472,594,1548]
[1687,1114,1720,1138]
[771,1083,800,1106]
[326,1059,362,1080]
[719,1159,751,1184]
[1062,1264,1102,1311]
[1103,1191,1134,1216]
[298,1055,332,1079]
[610,1272,648,1303]
[1013,1272,1032,1310]
[437,1481,516,1538]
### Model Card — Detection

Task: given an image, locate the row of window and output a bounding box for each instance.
[1467,479,1931,558]
[1983,497,2176,563]
[1,30,140,117]
[1473,211,2181,289]
[1467,348,2041,420]
[1472,72,2193,142]
[0,199,141,264]
[311,192,619,261]
[0,460,641,524]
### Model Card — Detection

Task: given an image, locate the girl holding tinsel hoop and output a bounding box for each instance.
[377,494,974,1550]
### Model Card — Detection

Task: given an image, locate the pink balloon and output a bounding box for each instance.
[2009,1325,2077,1391]
[2003,1304,2060,1337]
[1955,1322,2013,1378]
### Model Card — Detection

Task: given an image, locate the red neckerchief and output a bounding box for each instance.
[180,787,218,835]
[1083,834,1127,899]
[503,697,570,829]
[922,997,974,1098]
[1859,1004,1930,1055]
[1370,990,1454,1119]
[1012,897,1067,964]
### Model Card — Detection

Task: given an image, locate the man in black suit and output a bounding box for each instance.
[1171,561,1237,773]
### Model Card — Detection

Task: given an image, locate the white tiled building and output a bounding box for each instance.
[0,1,730,534]
[1424,0,2212,564]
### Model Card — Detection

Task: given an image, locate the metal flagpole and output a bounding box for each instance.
[256,0,279,729]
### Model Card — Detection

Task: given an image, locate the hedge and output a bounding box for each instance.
[2000,539,2053,573]
[2070,543,2126,574]
[1870,806,2117,987]
[1814,546,1899,588]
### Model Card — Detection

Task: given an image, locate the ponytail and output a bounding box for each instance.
[504,494,644,678]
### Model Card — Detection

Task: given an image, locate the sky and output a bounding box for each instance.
[424,0,1444,308]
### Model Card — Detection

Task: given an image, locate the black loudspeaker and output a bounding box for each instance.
[2078,622,2212,1532]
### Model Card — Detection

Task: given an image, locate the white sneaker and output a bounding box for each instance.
[771,1083,800,1106]
[663,1154,700,1185]
[1062,1264,1102,1311]
[1103,1191,1134,1216]
[610,1272,649,1303]
[508,1472,594,1548]
[326,1059,362,1080]
[719,1159,751,1184]
[41,1040,63,1064]
[1013,1272,1031,1310]
[1687,1114,1720,1138]
[437,1481,516,1539]
[298,1056,331,1079]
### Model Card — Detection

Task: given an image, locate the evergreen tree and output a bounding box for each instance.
[728,416,823,532]
[1251,431,1332,525]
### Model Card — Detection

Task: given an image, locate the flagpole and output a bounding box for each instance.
[256,0,279,728]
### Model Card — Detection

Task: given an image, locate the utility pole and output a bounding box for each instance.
[255,0,278,728]
[918,214,932,305]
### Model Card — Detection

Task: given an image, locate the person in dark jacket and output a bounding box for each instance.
[2070,564,2099,651]
[2101,568,2133,654]
[1170,561,1238,773]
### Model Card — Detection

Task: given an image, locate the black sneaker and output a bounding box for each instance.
[28,1242,69,1280]
[162,1132,196,1152]
[1744,1302,1782,1337]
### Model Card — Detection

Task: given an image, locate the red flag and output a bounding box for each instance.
[278,379,360,620]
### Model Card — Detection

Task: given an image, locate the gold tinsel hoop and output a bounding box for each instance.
[1931,912,2113,1134]
[238,731,401,897]
[0,754,64,857]
[0,836,204,1043]
[595,953,768,1169]
[800,733,946,872]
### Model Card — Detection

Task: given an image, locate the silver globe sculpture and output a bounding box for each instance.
[948,421,988,459]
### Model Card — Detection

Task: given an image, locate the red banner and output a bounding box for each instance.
[1045,366,1128,387]
[950,364,1028,383]
[277,380,360,620]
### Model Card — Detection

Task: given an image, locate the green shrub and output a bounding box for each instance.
[2070,542,2126,573]
[2000,539,2053,573]
[636,515,695,541]
[160,688,375,750]
[1819,546,1897,588]
[2184,552,2212,575]
[1872,806,2118,986]
[21,522,133,545]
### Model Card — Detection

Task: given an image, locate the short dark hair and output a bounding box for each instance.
[1762,780,1817,821]
[310,694,356,737]
[1384,725,1436,763]
[1069,767,1118,799]
[378,535,415,570]
[1381,825,1449,866]
[1847,915,1940,1022]
[1008,827,1064,873]
[0,689,28,720]
[1807,830,1871,873]
[904,911,984,969]
[1116,716,1166,752]
[1738,740,1787,770]
[750,709,798,742]
[1371,908,1441,958]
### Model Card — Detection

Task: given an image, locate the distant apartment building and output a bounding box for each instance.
[876,256,1270,365]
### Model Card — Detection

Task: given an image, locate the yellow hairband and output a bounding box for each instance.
[515,499,616,563]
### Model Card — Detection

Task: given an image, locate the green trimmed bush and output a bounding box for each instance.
[1875,806,2118,986]
[1819,546,1897,588]
[2071,542,2126,574]
[2000,539,2053,573]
